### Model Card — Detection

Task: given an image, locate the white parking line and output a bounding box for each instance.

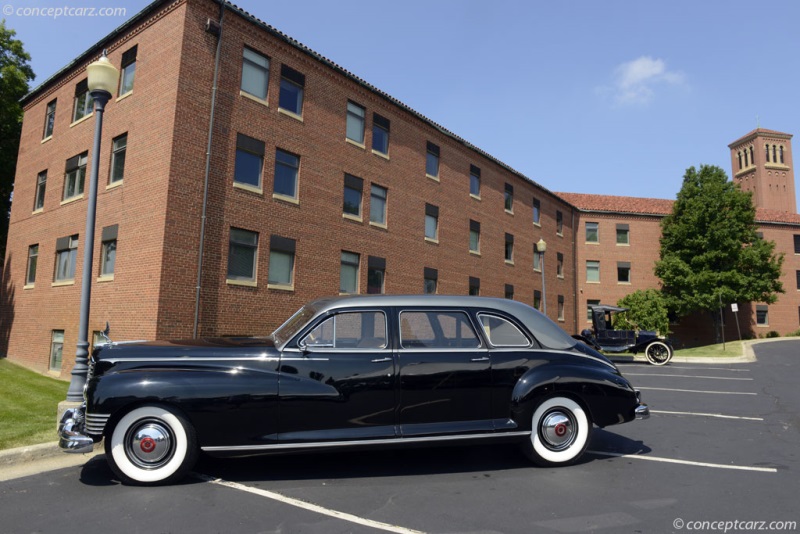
[637,386,756,395]
[651,410,764,421]
[587,451,777,473]
[194,474,426,534]
[666,366,751,372]
[626,373,753,381]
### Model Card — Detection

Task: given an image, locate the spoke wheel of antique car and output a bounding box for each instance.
[644,341,672,366]
[106,405,198,486]
[523,396,591,466]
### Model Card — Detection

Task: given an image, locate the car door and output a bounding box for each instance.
[397,308,492,436]
[277,309,396,443]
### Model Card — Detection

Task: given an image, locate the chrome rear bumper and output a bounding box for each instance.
[58,408,95,454]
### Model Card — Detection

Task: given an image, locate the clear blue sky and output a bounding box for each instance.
[6,0,800,208]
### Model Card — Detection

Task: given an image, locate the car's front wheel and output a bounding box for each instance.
[522,396,591,466]
[644,341,672,366]
[105,404,198,486]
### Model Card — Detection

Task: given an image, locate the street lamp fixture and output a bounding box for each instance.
[65,51,120,402]
[536,238,547,316]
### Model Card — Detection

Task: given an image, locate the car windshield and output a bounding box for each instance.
[271,304,318,346]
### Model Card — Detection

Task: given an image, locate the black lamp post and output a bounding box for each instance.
[537,238,547,316]
[65,51,119,402]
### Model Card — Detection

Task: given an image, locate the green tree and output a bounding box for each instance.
[614,289,671,336]
[0,20,35,261]
[654,165,784,339]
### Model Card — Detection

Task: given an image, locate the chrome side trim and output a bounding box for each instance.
[201,430,531,453]
[103,355,280,364]
[85,413,111,435]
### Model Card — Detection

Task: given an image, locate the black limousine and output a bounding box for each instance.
[59,295,649,485]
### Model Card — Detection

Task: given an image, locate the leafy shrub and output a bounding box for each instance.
[765,331,781,338]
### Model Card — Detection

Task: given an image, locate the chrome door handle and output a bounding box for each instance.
[470,357,490,362]
[371,357,392,363]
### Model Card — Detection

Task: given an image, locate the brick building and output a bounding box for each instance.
[1,0,799,376]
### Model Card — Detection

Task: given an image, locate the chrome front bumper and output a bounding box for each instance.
[635,403,650,420]
[58,408,95,454]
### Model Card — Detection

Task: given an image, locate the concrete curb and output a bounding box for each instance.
[0,442,66,468]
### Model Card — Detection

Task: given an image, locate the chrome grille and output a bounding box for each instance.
[85,413,110,436]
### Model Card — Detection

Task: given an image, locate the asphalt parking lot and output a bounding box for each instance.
[2,340,798,534]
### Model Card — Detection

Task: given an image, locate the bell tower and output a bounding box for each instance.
[728,129,795,213]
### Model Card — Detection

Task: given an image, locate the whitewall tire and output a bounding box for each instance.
[105,405,198,485]
[523,396,591,466]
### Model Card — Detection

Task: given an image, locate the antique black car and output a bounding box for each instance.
[579,305,673,366]
[59,295,649,485]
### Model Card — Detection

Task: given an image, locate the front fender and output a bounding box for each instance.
[510,363,638,428]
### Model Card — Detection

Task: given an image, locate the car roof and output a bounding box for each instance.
[589,305,629,313]
[306,294,534,315]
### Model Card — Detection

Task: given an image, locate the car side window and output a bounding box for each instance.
[478,314,530,347]
[302,311,387,349]
[400,311,480,349]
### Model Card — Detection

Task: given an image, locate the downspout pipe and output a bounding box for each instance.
[193,2,225,338]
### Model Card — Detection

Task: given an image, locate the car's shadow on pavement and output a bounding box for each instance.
[77,430,650,486]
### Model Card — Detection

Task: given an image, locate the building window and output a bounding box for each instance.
[587,299,600,321]
[34,171,47,211]
[227,228,259,283]
[796,270,800,291]
[738,151,743,168]
[469,276,480,296]
[424,267,438,294]
[533,290,542,310]
[268,235,296,288]
[795,235,800,254]
[241,47,269,101]
[504,233,514,263]
[426,142,440,178]
[765,145,770,163]
[504,183,514,212]
[54,235,78,282]
[119,45,137,95]
[425,204,439,241]
[50,330,64,371]
[533,198,541,225]
[772,145,777,163]
[72,79,92,122]
[557,252,564,277]
[233,133,265,190]
[616,224,630,245]
[274,149,299,200]
[372,113,390,155]
[744,148,749,167]
[100,225,118,278]
[756,305,769,326]
[505,284,514,300]
[109,133,127,184]
[533,245,541,271]
[278,64,305,116]
[340,251,360,294]
[469,220,480,253]
[558,295,565,321]
[585,222,599,243]
[617,261,631,283]
[749,146,754,166]
[367,256,386,294]
[470,165,481,197]
[370,184,387,226]
[63,152,88,201]
[556,211,563,235]
[26,245,38,286]
[43,99,56,139]
[780,145,784,164]
[346,101,365,144]
[587,260,600,283]
[343,174,364,219]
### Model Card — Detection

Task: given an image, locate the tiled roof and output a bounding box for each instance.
[728,128,792,147]
[559,192,800,226]
[557,193,674,216]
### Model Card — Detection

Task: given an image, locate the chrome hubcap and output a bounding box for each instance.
[125,420,173,469]
[540,410,576,451]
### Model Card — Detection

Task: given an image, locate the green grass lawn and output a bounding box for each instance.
[0,359,68,450]
[673,339,749,358]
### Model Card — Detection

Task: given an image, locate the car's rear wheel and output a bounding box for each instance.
[105,404,198,486]
[522,396,591,466]
[644,341,672,366]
